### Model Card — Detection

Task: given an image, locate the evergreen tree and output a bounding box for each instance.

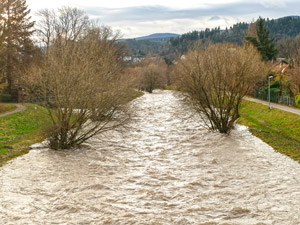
[245,17,278,61]
[0,0,35,100]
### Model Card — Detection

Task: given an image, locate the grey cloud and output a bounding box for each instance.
[81,0,300,38]
[83,1,299,23]
[209,16,221,21]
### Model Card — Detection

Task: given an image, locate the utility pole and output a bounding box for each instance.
[268,75,273,109]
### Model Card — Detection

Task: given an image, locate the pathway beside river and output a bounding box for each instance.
[1,91,300,224]
[0,103,27,118]
[245,96,300,115]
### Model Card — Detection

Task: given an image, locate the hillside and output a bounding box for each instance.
[122,16,300,58]
[135,33,181,41]
[122,33,180,56]
[170,16,300,53]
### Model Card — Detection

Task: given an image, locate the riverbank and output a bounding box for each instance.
[0,104,51,166]
[2,91,299,167]
[0,103,16,115]
[238,99,300,162]
[1,90,299,224]
[0,90,144,166]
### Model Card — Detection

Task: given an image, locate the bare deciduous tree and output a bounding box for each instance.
[35,7,90,50]
[175,43,265,134]
[25,7,133,149]
[286,59,300,96]
[277,35,300,63]
[139,56,167,93]
[278,36,300,95]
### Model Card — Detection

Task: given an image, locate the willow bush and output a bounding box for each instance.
[175,43,266,134]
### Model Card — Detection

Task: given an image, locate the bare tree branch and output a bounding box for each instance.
[175,43,266,134]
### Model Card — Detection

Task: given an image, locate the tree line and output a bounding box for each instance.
[121,16,300,58]
[169,16,300,55]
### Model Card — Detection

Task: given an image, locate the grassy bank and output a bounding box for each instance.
[238,100,300,162]
[0,103,16,115]
[0,90,144,166]
[0,104,52,166]
[125,90,144,102]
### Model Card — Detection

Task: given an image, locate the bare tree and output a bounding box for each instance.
[286,49,300,95]
[277,35,300,63]
[175,43,265,134]
[278,36,300,96]
[25,7,133,149]
[35,7,90,50]
[139,56,167,93]
[35,9,56,49]
[287,67,300,96]
[246,22,257,38]
[125,66,143,89]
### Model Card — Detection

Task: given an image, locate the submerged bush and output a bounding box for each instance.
[25,7,132,149]
[175,43,266,134]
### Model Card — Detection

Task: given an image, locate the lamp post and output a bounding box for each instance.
[268,75,273,109]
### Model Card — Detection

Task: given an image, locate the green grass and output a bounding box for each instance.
[0,91,144,166]
[164,85,177,91]
[0,103,16,115]
[238,100,300,162]
[0,104,52,166]
[125,90,144,102]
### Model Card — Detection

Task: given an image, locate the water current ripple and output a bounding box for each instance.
[1,90,300,224]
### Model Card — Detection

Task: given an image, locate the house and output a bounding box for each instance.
[273,58,289,74]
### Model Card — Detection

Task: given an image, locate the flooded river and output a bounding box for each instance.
[1,90,300,224]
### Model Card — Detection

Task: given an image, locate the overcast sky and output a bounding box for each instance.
[27,0,300,38]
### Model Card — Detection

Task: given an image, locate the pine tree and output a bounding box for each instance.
[245,17,278,61]
[0,0,34,100]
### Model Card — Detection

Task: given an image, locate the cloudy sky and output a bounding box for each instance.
[27,0,300,38]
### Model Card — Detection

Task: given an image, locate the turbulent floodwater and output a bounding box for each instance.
[1,90,300,225]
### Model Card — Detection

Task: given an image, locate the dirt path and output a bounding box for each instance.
[244,96,300,115]
[0,104,27,118]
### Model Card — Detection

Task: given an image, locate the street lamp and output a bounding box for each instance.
[268,75,273,109]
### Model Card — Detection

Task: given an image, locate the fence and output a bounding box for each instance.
[254,90,296,107]
[254,90,278,102]
[278,96,296,106]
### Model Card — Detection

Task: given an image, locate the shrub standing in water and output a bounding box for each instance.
[139,56,167,93]
[25,7,132,149]
[175,43,266,134]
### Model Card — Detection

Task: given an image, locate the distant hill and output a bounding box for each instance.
[122,16,300,58]
[169,15,300,53]
[135,33,181,41]
[276,15,300,20]
[121,33,181,56]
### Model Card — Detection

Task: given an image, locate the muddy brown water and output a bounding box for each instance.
[1,90,300,225]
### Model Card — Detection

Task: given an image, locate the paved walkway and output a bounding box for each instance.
[0,104,27,118]
[244,96,300,115]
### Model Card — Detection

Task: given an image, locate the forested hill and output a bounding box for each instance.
[122,33,180,56]
[136,33,180,41]
[170,16,300,53]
